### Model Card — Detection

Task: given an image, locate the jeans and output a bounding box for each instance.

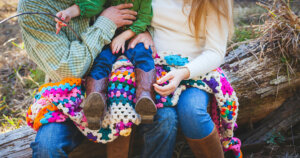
[31,89,213,157]
[177,87,215,139]
[89,43,155,80]
[30,120,85,158]
[31,109,178,158]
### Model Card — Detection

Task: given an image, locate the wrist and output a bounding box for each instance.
[69,4,81,18]
[178,67,190,80]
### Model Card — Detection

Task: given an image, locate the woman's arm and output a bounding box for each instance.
[154,7,230,96]
[185,8,229,79]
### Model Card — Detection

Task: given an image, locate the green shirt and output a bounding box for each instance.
[76,0,153,34]
[18,0,117,82]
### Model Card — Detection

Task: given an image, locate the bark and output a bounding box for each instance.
[222,43,300,126]
[240,89,300,155]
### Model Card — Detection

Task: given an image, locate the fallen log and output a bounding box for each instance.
[222,43,300,126]
[239,88,300,156]
[0,126,107,158]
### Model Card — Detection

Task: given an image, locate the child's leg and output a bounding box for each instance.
[125,43,157,123]
[125,43,155,72]
[84,46,117,130]
[89,46,118,80]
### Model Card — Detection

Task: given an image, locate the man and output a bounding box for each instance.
[18,0,177,157]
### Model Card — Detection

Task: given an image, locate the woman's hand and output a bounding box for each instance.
[128,31,157,58]
[153,68,190,96]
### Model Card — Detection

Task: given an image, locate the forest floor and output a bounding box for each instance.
[0,0,299,157]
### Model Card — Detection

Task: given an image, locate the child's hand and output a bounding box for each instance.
[111,35,126,54]
[55,4,81,35]
[55,10,72,34]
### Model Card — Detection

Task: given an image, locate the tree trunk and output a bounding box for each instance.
[240,88,300,156]
[222,43,300,126]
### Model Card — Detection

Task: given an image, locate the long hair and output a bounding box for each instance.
[184,0,234,41]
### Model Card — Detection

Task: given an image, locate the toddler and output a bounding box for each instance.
[55,0,156,130]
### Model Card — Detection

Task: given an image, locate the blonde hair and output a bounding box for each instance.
[184,0,234,41]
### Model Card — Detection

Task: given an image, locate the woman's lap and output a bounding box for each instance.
[177,87,214,139]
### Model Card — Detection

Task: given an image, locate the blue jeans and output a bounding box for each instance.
[177,87,215,139]
[89,43,155,80]
[31,89,213,158]
[30,109,178,158]
[30,120,85,158]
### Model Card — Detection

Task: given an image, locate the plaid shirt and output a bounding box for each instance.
[17,0,117,82]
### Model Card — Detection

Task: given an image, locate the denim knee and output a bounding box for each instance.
[177,88,214,139]
[141,107,178,158]
[89,46,117,80]
[125,43,154,72]
[155,107,178,132]
[31,121,84,158]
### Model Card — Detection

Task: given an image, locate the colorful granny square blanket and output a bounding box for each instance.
[26,52,242,157]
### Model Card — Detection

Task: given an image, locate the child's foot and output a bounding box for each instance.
[135,68,157,124]
[83,77,108,130]
[83,92,106,130]
[135,97,157,124]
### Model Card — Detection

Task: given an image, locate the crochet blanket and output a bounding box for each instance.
[26,52,242,157]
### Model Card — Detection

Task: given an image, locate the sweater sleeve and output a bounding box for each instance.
[75,0,106,18]
[185,6,229,79]
[129,0,153,35]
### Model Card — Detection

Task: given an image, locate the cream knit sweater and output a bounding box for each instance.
[151,0,230,79]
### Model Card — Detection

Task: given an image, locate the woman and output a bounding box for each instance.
[129,0,234,157]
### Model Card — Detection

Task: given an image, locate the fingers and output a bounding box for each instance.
[154,83,175,92]
[153,84,175,96]
[55,12,62,23]
[151,46,157,58]
[116,44,121,54]
[112,44,117,54]
[122,20,134,26]
[115,3,134,10]
[157,72,174,84]
[120,9,138,16]
[129,37,139,49]
[61,14,67,22]
[110,44,115,54]
[122,44,125,54]
[143,40,150,50]
[121,14,136,21]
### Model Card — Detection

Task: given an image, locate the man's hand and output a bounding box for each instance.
[100,3,137,28]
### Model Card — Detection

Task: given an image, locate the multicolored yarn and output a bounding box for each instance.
[26,52,242,156]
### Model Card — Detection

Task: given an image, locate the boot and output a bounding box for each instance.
[83,77,108,130]
[107,135,131,158]
[186,127,224,158]
[134,68,157,123]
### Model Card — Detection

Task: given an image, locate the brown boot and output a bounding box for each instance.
[83,77,108,130]
[107,135,131,158]
[134,68,157,123]
[186,127,224,158]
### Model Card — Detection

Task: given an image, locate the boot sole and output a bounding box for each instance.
[83,92,105,130]
[135,97,157,124]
